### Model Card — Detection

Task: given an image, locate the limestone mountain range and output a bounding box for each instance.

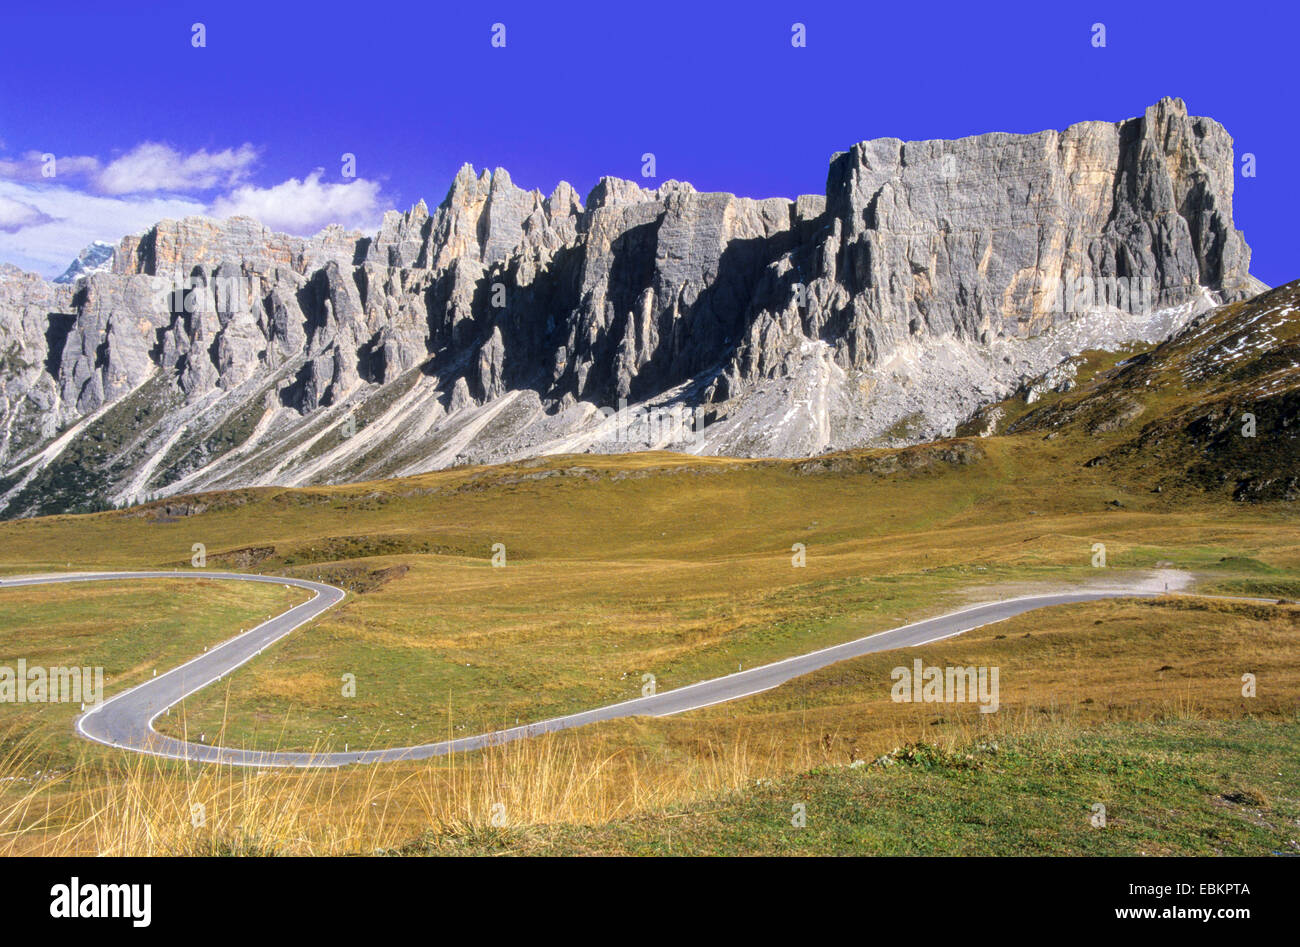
[0,97,1268,517]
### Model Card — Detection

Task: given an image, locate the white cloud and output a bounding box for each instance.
[208,171,385,234]
[0,195,55,234]
[0,180,204,277]
[0,140,391,277]
[96,142,259,195]
[0,143,257,196]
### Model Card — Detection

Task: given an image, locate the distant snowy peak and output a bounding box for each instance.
[53,241,116,284]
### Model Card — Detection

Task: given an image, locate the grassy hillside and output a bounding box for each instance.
[969,279,1300,502]
[402,719,1299,856]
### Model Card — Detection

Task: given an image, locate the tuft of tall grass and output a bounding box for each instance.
[0,718,837,856]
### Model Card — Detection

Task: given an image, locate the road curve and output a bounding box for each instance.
[1,569,1181,768]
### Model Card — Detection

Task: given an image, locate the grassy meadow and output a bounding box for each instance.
[0,580,307,765]
[0,433,1295,751]
[0,411,1295,853]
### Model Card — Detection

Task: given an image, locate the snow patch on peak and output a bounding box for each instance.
[53,241,115,284]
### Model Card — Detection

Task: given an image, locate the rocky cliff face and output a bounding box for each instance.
[0,98,1267,517]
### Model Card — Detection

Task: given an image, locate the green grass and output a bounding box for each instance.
[400,718,1300,855]
[0,579,309,765]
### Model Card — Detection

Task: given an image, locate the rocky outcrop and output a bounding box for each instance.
[0,98,1268,517]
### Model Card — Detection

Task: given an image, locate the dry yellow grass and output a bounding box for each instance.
[0,596,1293,855]
[0,722,826,856]
[668,596,1300,765]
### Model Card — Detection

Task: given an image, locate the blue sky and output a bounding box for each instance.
[0,0,1293,285]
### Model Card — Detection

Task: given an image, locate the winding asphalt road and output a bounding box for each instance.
[0,569,1186,768]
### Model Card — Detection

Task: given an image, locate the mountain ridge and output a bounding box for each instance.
[52,240,116,285]
[0,97,1269,517]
